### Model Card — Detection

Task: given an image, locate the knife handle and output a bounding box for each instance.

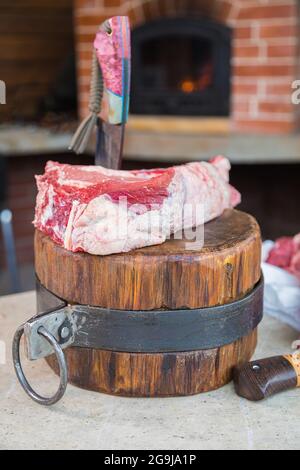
[233,354,300,401]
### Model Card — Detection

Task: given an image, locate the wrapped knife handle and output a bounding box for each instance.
[233,354,300,401]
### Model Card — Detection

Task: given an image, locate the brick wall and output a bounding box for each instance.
[74,0,300,134]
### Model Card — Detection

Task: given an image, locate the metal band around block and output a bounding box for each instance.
[35,275,264,354]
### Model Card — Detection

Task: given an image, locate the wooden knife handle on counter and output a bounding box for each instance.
[233,353,300,401]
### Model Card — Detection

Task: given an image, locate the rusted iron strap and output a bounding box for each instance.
[33,276,264,355]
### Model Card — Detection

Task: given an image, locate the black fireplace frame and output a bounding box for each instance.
[130,17,232,117]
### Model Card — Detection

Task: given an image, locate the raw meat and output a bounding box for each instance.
[267,235,300,280]
[34,156,241,256]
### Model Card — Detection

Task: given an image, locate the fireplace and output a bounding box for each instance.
[75,0,300,136]
[131,17,231,116]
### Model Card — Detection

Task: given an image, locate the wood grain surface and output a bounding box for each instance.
[39,209,261,396]
[0,0,74,121]
[234,355,298,401]
[46,329,258,397]
[35,209,261,310]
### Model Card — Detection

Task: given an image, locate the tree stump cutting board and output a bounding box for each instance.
[35,209,262,397]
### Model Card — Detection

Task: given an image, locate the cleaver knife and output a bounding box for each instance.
[94,16,131,169]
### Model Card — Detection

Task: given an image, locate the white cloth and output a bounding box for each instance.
[262,240,300,332]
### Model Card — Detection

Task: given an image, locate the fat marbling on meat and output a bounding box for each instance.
[34,156,241,255]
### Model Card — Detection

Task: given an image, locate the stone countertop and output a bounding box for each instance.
[0,125,73,156]
[0,291,299,450]
[1,123,300,164]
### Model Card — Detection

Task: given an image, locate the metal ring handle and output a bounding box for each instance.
[12,325,68,406]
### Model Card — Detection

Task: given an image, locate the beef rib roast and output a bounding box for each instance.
[34,156,241,255]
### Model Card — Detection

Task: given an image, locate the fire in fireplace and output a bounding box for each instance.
[130,17,232,117]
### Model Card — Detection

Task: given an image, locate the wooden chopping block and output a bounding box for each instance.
[34,209,262,397]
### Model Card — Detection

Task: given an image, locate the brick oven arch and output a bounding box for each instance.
[76,0,299,134]
[130,14,232,116]
[127,0,239,29]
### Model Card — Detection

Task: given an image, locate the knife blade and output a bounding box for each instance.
[94,16,131,169]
